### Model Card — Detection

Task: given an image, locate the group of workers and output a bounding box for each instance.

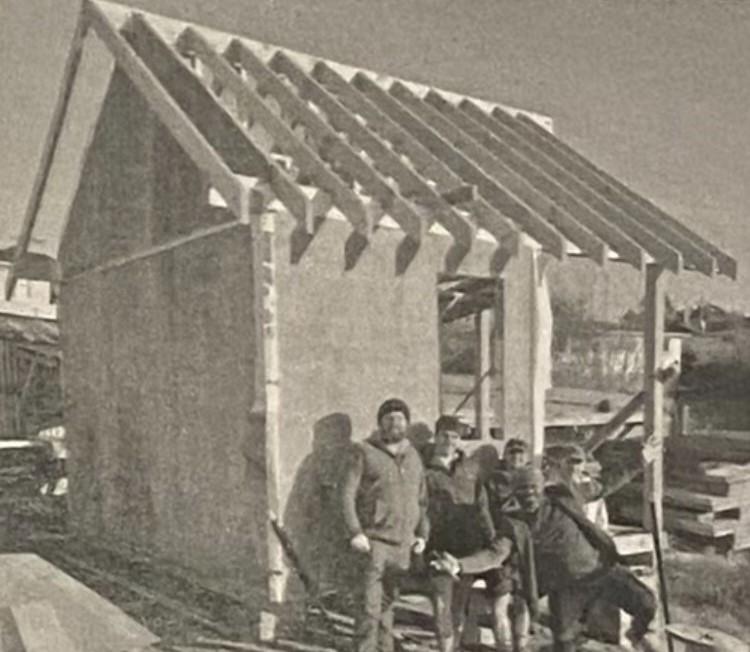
[340,398,660,652]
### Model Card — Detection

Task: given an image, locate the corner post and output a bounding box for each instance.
[500,237,551,459]
[643,264,665,533]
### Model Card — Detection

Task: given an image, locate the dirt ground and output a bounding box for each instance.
[2,492,749,650]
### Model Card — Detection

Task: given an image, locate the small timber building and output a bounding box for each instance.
[7,0,736,608]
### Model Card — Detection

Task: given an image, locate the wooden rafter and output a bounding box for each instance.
[128,16,314,232]
[476,106,686,273]
[269,52,475,249]
[5,9,89,300]
[352,74,567,259]
[174,26,385,235]
[437,96,647,270]
[225,41,430,244]
[84,2,249,222]
[513,112,735,278]
[409,89,610,266]
[311,62,520,256]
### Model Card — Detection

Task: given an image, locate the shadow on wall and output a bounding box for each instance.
[283,412,354,600]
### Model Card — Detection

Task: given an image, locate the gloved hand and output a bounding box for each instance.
[350,533,371,553]
[412,537,426,555]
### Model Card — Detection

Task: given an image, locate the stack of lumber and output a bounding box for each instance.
[607,432,750,553]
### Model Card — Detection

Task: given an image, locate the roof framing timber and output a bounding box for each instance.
[311,62,521,260]
[4,11,88,300]
[511,112,735,278]
[428,94,647,270]
[466,103,689,274]
[268,52,476,249]
[8,0,736,296]
[352,73,568,259]
[390,84,610,266]
[226,40,439,246]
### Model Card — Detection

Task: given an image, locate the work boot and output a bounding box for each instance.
[429,552,461,579]
[625,627,663,652]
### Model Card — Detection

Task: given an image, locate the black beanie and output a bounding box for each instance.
[377,398,411,424]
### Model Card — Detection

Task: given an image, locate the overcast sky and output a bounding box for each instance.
[1,0,748,311]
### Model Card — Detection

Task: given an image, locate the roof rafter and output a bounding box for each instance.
[226,41,432,245]
[392,86,611,266]
[512,112,735,278]
[84,2,249,222]
[478,104,690,274]
[268,52,476,250]
[352,73,568,260]
[5,9,89,300]
[171,25,380,235]
[428,94,647,270]
[311,62,521,260]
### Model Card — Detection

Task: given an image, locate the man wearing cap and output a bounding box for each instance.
[509,467,658,652]
[422,415,517,652]
[543,442,653,525]
[486,438,530,515]
[341,398,429,652]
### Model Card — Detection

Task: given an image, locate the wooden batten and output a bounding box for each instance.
[512,112,734,278]
[456,98,647,270]
[6,8,89,300]
[226,41,429,244]
[353,74,566,259]
[83,2,249,222]
[269,52,475,251]
[312,62,520,255]
[419,90,610,266]
[487,108,686,274]
[126,17,313,232]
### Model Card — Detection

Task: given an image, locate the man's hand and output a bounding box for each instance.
[412,537,426,555]
[350,533,371,554]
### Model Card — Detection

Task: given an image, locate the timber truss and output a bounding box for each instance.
[7,0,736,297]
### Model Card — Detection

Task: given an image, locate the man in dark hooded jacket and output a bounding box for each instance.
[508,467,658,652]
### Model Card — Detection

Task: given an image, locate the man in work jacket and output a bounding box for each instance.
[423,415,516,652]
[341,398,429,652]
[509,467,658,652]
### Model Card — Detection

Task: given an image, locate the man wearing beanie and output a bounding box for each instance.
[341,398,429,652]
[508,467,658,652]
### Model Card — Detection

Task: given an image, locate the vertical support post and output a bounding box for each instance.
[475,309,492,439]
[643,264,665,533]
[499,237,551,459]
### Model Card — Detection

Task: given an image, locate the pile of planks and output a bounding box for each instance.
[608,431,750,553]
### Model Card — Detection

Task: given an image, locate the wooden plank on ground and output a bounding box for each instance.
[0,554,158,652]
[12,601,78,652]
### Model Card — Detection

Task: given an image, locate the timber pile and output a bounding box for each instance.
[605,432,750,552]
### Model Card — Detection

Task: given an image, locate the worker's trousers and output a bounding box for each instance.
[548,565,656,652]
[352,540,411,652]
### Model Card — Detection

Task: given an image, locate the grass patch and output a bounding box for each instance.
[664,551,750,640]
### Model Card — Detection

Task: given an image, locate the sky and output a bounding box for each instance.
[1,0,748,313]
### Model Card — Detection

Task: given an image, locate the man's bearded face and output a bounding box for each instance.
[380,411,408,443]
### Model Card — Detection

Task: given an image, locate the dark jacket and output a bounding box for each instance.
[515,484,620,596]
[424,450,496,558]
[497,515,539,619]
[341,435,429,546]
